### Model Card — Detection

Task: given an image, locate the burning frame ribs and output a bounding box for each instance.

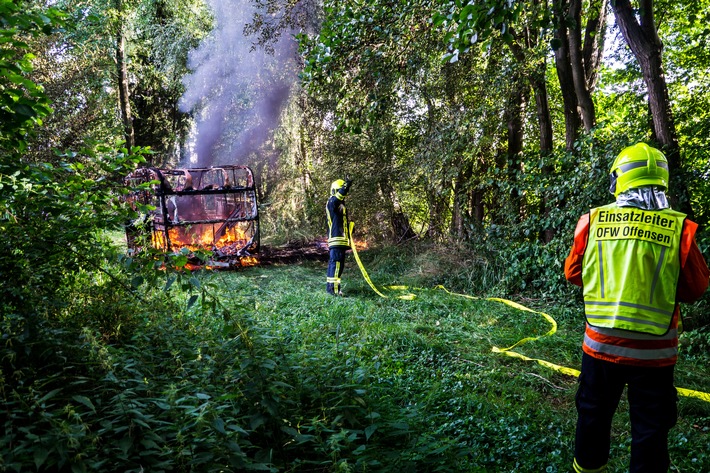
[124,165,260,265]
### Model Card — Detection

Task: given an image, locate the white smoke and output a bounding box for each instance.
[179,0,296,167]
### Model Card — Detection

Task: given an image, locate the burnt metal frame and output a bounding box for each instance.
[126,165,259,256]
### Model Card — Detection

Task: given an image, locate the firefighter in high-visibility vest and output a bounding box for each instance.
[326,178,353,296]
[564,143,709,473]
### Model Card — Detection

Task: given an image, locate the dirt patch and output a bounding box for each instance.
[258,240,329,265]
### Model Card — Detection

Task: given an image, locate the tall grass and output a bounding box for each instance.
[2,242,709,472]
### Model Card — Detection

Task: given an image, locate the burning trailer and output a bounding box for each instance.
[125,165,259,267]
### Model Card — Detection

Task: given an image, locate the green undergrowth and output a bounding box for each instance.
[2,245,709,472]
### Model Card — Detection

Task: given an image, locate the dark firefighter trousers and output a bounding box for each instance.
[574,353,678,473]
[326,247,347,295]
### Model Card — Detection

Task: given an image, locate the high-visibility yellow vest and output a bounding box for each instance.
[581,204,686,336]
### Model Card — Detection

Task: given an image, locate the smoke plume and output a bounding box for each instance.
[179,0,296,167]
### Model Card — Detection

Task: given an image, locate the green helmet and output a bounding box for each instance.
[330,179,346,196]
[609,143,669,197]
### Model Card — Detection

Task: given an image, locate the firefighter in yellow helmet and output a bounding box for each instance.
[326,178,353,296]
[564,143,709,473]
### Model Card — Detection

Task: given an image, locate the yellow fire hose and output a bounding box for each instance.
[349,221,416,300]
[348,223,710,403]
[437,287,710,403]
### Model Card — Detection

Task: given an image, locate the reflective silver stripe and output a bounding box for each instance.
[327,277,338,283]
[649,246,666,304]
[597,241,605,298]
[589,324,677,341]
[585,300,674,317]
[584,333,678,360]
[334,262,341,292]
[342,207,349,243]
[333,272,341,291]
[328,237,350,245]
[586,315,669,330]
[618,161,668,172]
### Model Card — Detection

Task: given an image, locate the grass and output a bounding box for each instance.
[3,240,708,472]
[194,246,710,472]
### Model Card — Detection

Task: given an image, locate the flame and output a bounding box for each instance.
[150,220,258,271]
[239,256,258,267]
[153,224,251,254]
[353,239,368,250]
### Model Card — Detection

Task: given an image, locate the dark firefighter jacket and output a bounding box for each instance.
[326,192,350,248]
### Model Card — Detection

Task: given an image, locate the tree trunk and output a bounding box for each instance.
[509,12,556,241]
[534,66,556,243]
[507,74,526,223]
[567,0,596,131]
[298,124,311,191]
[553,0,607,146]
[532,70,554,154]
[451,160,474,239]
[378,177,416,242]
[531,61,556,243]
[508,27,554,154]
[451,170,464,240]
[116,0,135,149]
[553,16,581,150]
[582,0,607,92]
[472,189,485,226]
[381,133,416,242]
[612,0,693,217]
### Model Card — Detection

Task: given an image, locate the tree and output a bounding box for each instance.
[550,0,606,148]
[0,0,145,325]
[612,0,692,217]
[656,0,710,226]
[0,0,63,157]
[298,0,447,239]
[131,0,212,164]
[507,0,554,156]
[558,0,605,129]
[114,0,134,149]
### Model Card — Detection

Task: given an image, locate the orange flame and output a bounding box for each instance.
[151,221,258,270]
[353,239,368,250]
[239,256,259,267]
[153,224,251,254]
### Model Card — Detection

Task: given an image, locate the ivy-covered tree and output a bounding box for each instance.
[612,0,692,217]
[658,0,710,227]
